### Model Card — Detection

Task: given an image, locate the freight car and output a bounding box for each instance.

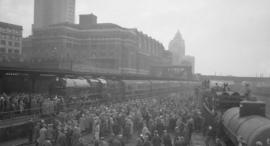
[222,101,270,146]
[201,80,270,146]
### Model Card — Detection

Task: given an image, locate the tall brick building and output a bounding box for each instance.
[33,0,76,29]
[168,30,195,74]
[168,30,185,65]
[24,14,171,74]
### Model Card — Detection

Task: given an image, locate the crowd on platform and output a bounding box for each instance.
[0,91,106,121]
[0,93,64,119]
[30,93,211,146]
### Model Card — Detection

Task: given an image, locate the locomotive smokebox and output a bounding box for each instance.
[239,100,266,117]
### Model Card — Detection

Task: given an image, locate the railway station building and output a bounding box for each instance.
[24,14,171,75]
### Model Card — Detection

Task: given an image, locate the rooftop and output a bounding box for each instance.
[0,21,23,30]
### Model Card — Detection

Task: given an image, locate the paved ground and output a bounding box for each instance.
[1,132,211,146]
[0,138,28,146]
[190,133,206,146]
[81,133,138,146]
[81,132,209,146]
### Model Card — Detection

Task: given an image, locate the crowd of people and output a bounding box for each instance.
[0,91,104,120]
[0,93,64,120]
[30,92,212,146]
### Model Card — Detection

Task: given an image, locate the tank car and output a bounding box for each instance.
[222,106,270,146]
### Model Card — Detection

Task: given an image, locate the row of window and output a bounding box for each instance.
[0,34,21,40]
[0,47,20,54]
[0,40,20,47]
[0,27,21,34]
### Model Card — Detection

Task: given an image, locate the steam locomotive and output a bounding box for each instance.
[50,77,201,100]
[201,80,270,146]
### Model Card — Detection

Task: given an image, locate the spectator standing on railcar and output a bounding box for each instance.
[244,83,251,100]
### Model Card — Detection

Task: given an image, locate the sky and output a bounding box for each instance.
[0,0,270,77]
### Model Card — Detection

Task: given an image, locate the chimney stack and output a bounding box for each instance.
[79,13,97,28]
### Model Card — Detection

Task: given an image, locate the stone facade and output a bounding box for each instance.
[0,21,23,62]
[24,14,171,75]
[182,55,195,74]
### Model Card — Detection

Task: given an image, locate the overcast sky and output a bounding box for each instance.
[0,0,270,77]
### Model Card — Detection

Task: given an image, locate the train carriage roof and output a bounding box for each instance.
[122,80,151,85]
[64,78,90,88]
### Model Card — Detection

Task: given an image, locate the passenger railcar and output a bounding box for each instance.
[50,77,201,102]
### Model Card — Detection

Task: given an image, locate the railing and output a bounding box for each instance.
[0,98,108,123]
[0,107,42,121]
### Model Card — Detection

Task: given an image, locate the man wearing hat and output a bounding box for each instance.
[151,130,161,146]
[55,126,67,146]
[135,134,144,146]
[37,123,47,146]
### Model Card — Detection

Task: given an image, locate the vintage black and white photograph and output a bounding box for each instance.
[0,0,270,146]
